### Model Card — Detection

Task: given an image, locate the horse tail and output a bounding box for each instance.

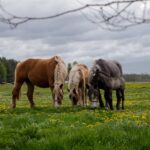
[80,69,86,106]
[13,62,22,100]
[114,61,123,76]
[83,71,86,105]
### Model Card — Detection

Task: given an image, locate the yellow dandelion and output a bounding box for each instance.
[86,124,94,128]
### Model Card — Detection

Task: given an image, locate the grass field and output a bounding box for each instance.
[0,83,150,150]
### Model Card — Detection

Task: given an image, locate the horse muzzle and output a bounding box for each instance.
[54,101,60,107]
[91,100,98,108]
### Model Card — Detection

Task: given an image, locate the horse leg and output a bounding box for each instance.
[80,87,84,106]
[104,90,110,109]
[98,90,104,108]
[12,82,23,108]
[79,88,83,106]
[50,87,55,106]
[26,82,35,108]
[121,89,125,109]
[82,86,88,106]
[85,88,88,106]
[108,90,113,110]
[104,90,113,110]
[116,89,121,110]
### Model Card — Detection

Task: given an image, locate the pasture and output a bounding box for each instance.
[0,83,150,150]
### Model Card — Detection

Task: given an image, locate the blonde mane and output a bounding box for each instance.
[68,64,89,106]
[54,56,68,88]
[68,65,81,90]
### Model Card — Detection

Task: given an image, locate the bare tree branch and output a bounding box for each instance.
[0,0,150,30]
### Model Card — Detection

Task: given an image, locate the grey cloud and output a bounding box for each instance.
[0,0,150,73]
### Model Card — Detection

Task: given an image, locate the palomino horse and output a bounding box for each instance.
[68,64,89,106]
[12,56,68,108]
[88,59,125,110]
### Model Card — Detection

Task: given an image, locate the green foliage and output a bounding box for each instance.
[0,61,7,83]
[0,57,18,83]
[124,74,150,82]
[67,63,72,73]
[67,61,78,74]
[0,83,150,150]
[72,61,78,66]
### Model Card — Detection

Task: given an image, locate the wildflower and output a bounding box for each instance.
[86,124,94,128]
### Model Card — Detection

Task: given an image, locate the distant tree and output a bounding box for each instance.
[6,59,18,83]
[124,74,150,82]
[67,63,72,73]
[0,57,18,83]
[0,61,7,83]
[72,61,78,66]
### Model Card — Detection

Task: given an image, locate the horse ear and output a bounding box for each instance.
[59,84,63,89]
[54,56,59,62]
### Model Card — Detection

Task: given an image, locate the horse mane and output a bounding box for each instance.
[68,65,81,90]
[80,64,88,69]
[68,64,88,105]
[54,56,68,88]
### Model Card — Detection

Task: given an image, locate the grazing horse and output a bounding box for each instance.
[12,56,68,108]
[88,59,125,110]
[68,64,89,106]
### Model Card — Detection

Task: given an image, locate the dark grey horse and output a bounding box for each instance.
[88,59,125,110]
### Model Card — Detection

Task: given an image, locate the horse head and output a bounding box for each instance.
[68,88,79,106]
[53,84,64,107]
[87,83,99,108]
[87,63,102,108]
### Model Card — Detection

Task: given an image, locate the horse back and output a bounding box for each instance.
[15,57,58,87]
[96,59,122,77]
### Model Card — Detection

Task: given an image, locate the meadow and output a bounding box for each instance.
[0,82,150,150]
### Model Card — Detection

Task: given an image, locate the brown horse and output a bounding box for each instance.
[68,64,89,106]
[12,56,68,108]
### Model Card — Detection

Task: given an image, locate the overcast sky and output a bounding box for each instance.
[0,0,150,73]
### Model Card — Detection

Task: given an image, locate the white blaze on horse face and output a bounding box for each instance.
[54,95,59,107]
[54,100,59,107]
[92,100,98,108]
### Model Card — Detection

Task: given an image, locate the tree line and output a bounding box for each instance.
[0,57,18,83]
[124,74,150,82]
[0,57,150,83]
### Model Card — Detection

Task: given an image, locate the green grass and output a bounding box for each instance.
[0,83,150,150]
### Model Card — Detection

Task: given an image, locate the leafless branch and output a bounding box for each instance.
[0,0,150,30]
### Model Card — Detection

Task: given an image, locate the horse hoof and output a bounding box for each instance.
[116,107,120,110]
[30,104,35,108]
[91,102,98,108]
[11,104,16,109]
